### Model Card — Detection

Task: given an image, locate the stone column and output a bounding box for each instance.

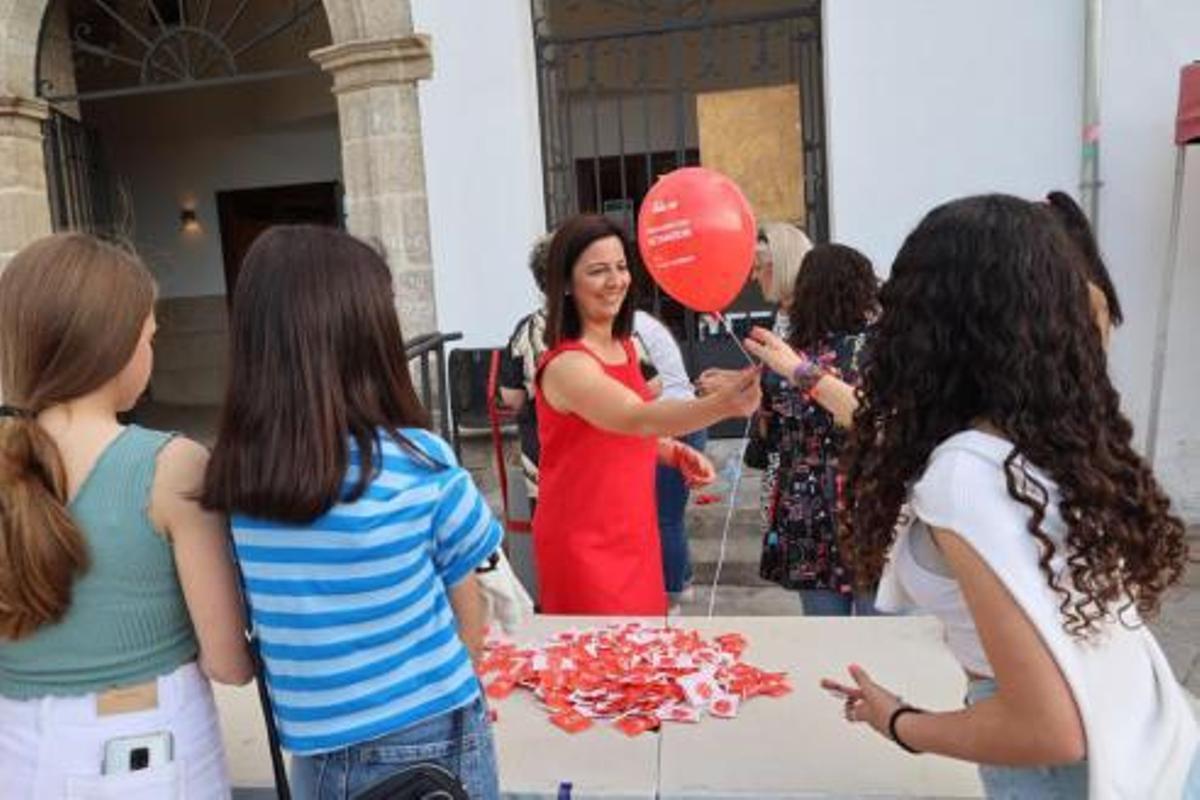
[312,36,438,336]
[0,95,50,265]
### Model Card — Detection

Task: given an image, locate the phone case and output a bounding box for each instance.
[101,731,174,775]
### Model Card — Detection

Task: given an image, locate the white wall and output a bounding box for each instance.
[824,0,1083,272]
[113,126,342,298]
[88,77,342,298]
[412,0,547,348]
[824,0,1200,519]
[1101,1,1200,517]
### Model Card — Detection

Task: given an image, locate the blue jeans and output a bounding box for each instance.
[798,588,880,617]
[966,679,1088,798]
[289,697,499,800]
[657,429,707,594]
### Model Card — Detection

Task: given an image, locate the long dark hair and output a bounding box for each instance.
[1044,190,1124,325]
[842,194,1187,637]
[542,214,636,349]
[787,243,878,352]
[0,233,155,639]
[202,225,434,523]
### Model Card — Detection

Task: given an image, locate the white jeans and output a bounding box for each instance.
[0,662,231,799]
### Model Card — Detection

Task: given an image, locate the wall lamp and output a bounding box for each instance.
[180,207,200,233]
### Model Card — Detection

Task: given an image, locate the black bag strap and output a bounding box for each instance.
[227,533,292,799]
[350,763,468,800]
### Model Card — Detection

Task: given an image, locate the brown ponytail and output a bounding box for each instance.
[0,415,87,638]
[0,233,155,640]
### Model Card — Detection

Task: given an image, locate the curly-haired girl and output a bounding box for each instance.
[768,195,1196,796]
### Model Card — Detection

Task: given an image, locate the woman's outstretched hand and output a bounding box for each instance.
[743,327,806,382]
[695,367,735,397]
[711,365,761,418]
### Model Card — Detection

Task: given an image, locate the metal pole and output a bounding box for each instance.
[1144,146,1187,465]
[1080,0,1103,228]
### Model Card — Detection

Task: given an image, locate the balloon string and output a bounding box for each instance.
[714,312,756,366]
[705,310,756,618]
[706,413,753,618]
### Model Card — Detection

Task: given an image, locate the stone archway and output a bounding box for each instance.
[0,0,439,334]
[0,0,52,263]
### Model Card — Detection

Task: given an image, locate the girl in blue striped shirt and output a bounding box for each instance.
[202,225,502,799]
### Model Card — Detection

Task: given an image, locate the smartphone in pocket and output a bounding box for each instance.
[101,732,174,775]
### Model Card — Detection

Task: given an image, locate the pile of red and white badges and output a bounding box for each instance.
[479,622,791,737]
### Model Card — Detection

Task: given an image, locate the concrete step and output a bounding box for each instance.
[687,520,770,586]
[672,583,800,616]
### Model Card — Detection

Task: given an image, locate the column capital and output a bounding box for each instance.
[311,36,433,95]
[0,96,49,140]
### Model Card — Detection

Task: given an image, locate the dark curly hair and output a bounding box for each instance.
[841,194,1187,637]
[1044,190,1124,325]
[787,243,878,352]
[528,233,552,294]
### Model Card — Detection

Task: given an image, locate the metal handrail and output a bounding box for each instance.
[404,331,462,445]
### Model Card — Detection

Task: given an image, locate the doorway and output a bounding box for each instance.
[216,181,342,297]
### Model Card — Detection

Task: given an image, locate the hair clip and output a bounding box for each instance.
[0,405,32,419]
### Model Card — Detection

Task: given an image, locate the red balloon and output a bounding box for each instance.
[636,167,757,313]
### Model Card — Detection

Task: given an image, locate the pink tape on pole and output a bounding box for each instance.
[1176,62,1200,146]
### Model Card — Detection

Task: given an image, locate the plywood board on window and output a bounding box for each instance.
[696,84,804,225]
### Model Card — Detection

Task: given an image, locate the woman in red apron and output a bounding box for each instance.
[533,214,760,615]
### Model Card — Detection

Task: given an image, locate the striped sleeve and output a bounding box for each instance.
[405,430,502,586]
[431,469,503,586]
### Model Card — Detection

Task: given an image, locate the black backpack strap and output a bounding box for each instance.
[227,532,292,800]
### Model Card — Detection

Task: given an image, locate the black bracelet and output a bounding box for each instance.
[887,705,925,754]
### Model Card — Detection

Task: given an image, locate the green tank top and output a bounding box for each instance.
[0,425,199,699]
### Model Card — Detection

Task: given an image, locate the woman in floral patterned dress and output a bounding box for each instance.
[747,223,812,522]
[755,244,879,616]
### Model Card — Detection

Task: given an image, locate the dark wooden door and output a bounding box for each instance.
[216,181,341,298]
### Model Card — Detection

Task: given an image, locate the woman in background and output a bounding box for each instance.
[753,244,880,616]
[633,308,705,606]
[700,222,813,524]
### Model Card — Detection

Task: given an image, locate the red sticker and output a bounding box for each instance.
[485,678,516,700]
[481,623,788,735]
[709,694,740,718]
[550,709,593,734]
[616,715,659,737]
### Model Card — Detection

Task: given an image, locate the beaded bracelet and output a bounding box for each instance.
[790,360,826,394]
